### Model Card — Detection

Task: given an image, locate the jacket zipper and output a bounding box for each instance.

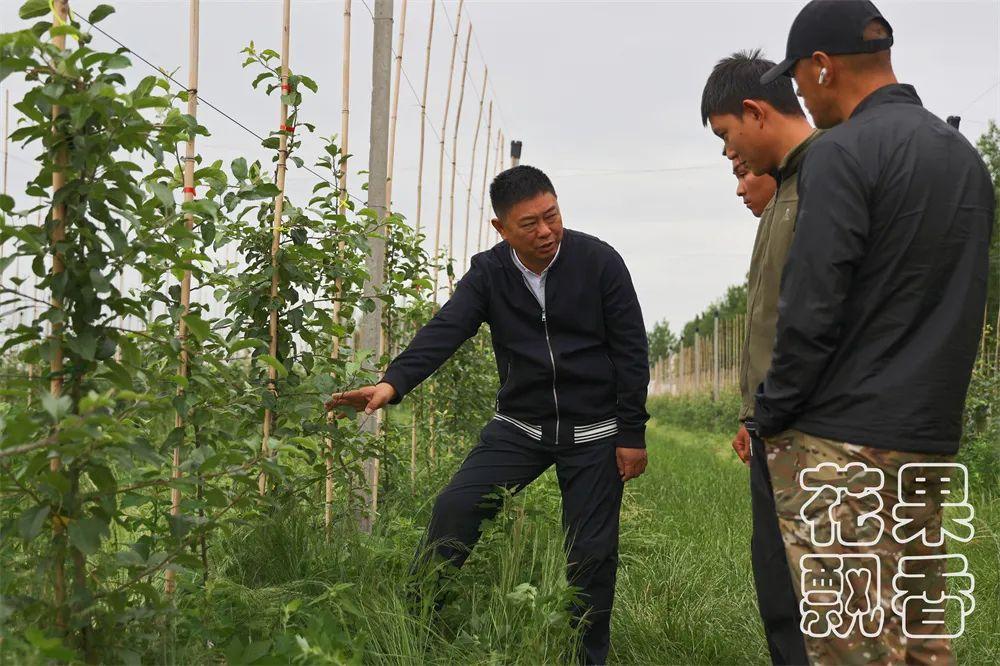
[541,308,560,444]
[495,360,512,411]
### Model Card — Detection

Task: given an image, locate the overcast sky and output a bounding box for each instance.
[2,0,998,334]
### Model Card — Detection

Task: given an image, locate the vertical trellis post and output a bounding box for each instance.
[712,313,720,401]
[446,24,471,294]
[47,0,70,631]
[260,0,292,495]
[385,0,407,208]
[432,0,463,302]
[165,0,201,594]
[476,102,493,254]
[414,0,435,239]
[492,128,502,244]
[461,66,486,275]
[358,0,393,533]
[326,0,352,540]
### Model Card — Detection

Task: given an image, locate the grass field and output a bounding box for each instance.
[152,417,999,664]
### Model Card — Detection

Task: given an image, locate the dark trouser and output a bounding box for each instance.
[748,431,809,666]
[420,418,624,665]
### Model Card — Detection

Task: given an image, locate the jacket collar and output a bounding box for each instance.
[778,129,823,183]
[850,83,922,119]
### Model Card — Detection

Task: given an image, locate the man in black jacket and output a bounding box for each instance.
[756,1,995,663]
[328,165,650,665]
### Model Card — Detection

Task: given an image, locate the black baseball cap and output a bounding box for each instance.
[760,0,894,84]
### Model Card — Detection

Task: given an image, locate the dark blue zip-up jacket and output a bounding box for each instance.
[381,229,650,448]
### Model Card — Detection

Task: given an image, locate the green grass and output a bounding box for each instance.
[16,417,991,664]
[150,419,999,665]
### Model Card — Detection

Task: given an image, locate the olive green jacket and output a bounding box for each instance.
[739,130,822,422]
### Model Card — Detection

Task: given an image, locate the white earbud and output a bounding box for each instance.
[818,68,828,85]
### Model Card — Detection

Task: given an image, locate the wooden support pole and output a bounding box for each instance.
[493,128,503,244]
[385,0,407,209]
[446,24,472,294]
[461,66,487,275]
[165,0,201,595]
[414,0,435,239]
[431,0,463,302]
[326,0,353,538]
[475,102,493,254]
[358,0,393,533]
[712,313,720,401]
[260,0,292,496]
[47,0,70,632]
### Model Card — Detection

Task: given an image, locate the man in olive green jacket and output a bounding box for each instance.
[701,50,817,665]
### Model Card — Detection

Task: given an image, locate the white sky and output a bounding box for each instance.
[2,0,998,334]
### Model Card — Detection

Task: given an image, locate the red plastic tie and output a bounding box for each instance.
[183,186,196,194]
[280,124,295,133]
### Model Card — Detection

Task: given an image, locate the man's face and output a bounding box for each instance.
[792,58,840,129]
[494,191,563,266]
[732,158,777,218]
[708,110,773,176]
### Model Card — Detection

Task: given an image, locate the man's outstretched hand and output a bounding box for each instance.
[616,447,647,482]
[325,382,397,415]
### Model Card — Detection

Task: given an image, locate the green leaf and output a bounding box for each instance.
[182,314,211,342]
[68,516,109,555]
[231,157,248,180]
[150,181,174,209]
[88,4,115,24]
[258,354,288,378]
[41,393,71,422]
[19,0,49,20]
[0,194,14,212]
[18,504,49,542]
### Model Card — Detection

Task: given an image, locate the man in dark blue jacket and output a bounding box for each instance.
[328,165,650,665]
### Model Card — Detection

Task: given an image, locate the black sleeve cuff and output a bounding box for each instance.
[616,427,646,449]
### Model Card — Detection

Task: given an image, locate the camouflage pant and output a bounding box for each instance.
[764,429,955,666]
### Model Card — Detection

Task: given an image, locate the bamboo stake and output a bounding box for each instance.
[385,0,407,208]
[446,24,471,294]
[461,66,486,275]
[414,0,435,239]
[326,0,352,541]
[475,102,492,254]
[260,0,292,496]
[2,89,9,197]
[411,0,434,484]
[493,128,503,243]
[164,0,201,596]
[431,0,463,302]
[48,0,70,632]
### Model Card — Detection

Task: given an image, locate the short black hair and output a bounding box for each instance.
[489,165,556,220]
[700,49,804,126]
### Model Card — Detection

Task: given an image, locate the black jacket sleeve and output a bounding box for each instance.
[755,140,871,436]
[380,255,490,403]
[601,248,650,448]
